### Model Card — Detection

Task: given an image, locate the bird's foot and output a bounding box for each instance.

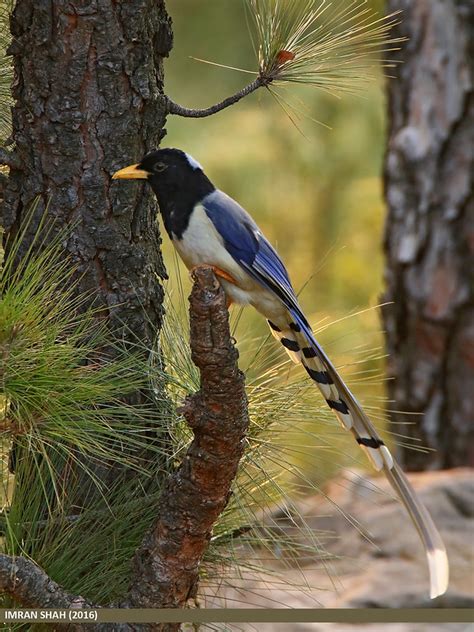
[189,265,236,308]
[189,264,237,285]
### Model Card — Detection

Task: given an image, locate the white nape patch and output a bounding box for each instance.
[185,152,203,171]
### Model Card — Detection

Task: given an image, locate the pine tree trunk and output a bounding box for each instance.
[383,0,474,469]
[2,0,172,346]
[1,0,173,494]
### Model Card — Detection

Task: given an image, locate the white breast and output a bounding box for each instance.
[172,204,287,321]
[172,204,249,287]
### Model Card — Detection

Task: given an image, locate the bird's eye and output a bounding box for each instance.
[154,162,167,173]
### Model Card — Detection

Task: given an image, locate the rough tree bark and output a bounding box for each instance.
[2,0,172,345]
[1,0,174,499]
[383,0,474,469]
[126,268,249,616]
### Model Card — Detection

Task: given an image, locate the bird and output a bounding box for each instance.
[113,147,448,599]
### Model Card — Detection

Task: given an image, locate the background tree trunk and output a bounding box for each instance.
[2,0,172,346]
[382,0,474,469]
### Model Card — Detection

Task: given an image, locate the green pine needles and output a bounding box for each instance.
[0,207,173,602]
[0,207,337,607]
[247,0,403,95]
[1,213,166,478]
[179,0,404,122]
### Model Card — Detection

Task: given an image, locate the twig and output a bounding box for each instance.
[126,267,250,622]
[166,75,270,118]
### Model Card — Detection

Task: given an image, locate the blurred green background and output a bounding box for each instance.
[164,0,389,481]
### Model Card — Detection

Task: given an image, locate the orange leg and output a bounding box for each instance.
[190,264,237,285]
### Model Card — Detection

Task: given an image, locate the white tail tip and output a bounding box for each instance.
[428,547,449,599]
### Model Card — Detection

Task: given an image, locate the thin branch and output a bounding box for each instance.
[125,267,250,619]
[166,75,270,118]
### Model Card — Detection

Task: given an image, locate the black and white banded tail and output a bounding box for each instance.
[268,313,449,600]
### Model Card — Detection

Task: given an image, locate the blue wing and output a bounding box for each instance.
[201,190,259,268]
[202,189,300,311]
[203,189,350,397]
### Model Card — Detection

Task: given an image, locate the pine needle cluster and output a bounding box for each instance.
[247,0,404,96]
[0,210,172,603]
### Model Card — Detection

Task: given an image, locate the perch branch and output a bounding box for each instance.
[126,266,250,617]
[166,75,270,118]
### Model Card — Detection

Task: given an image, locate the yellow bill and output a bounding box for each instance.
[112,164,149,180]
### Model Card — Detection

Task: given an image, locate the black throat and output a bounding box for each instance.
[149,172,215,240]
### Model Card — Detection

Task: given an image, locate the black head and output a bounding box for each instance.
[112,148,215,206]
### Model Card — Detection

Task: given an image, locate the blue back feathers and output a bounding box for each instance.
[202,190,259,267]
[202,189,297,308]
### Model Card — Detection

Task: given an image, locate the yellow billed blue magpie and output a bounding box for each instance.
[113,147,448,598]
